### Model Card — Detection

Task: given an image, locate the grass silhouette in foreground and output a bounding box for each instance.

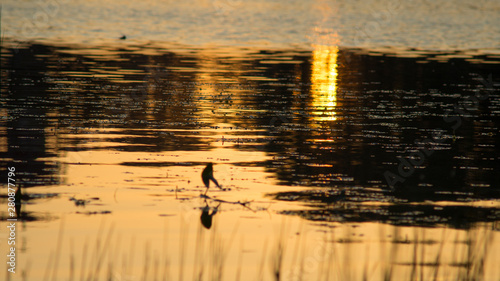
[35,220,496,281]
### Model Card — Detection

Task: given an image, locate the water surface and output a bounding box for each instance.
[3,0,500,50]
[1,39,500,280]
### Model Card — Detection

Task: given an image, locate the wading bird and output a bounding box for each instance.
[201,163,221,195]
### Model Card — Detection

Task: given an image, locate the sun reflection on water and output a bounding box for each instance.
[311,45,339,122]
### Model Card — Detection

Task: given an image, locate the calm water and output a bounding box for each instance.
[1,1,500,280]
[1,39,500,280]
[3,0,500,50]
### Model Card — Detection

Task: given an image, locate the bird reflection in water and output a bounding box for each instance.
[200,201,221,229]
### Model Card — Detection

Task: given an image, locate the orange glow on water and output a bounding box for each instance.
[2,39,500,281]
[311,45,339,121]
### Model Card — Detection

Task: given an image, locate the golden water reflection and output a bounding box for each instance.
[311,45,339,121]
[2,40,500,281]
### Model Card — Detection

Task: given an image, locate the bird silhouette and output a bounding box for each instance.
[201,163,221,195]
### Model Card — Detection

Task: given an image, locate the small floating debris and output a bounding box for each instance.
[72,198,86,206]
[76,210,112,215]
[158,214,176,217]
[69,196,100,206]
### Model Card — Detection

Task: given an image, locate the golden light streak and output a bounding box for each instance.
[311,45,339,121]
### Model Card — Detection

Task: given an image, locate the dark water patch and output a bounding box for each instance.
[278,202,500,229]
[269,185,500,228]
[120,161,194,167]
[0,190,59,222]
[0,210,52,222]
